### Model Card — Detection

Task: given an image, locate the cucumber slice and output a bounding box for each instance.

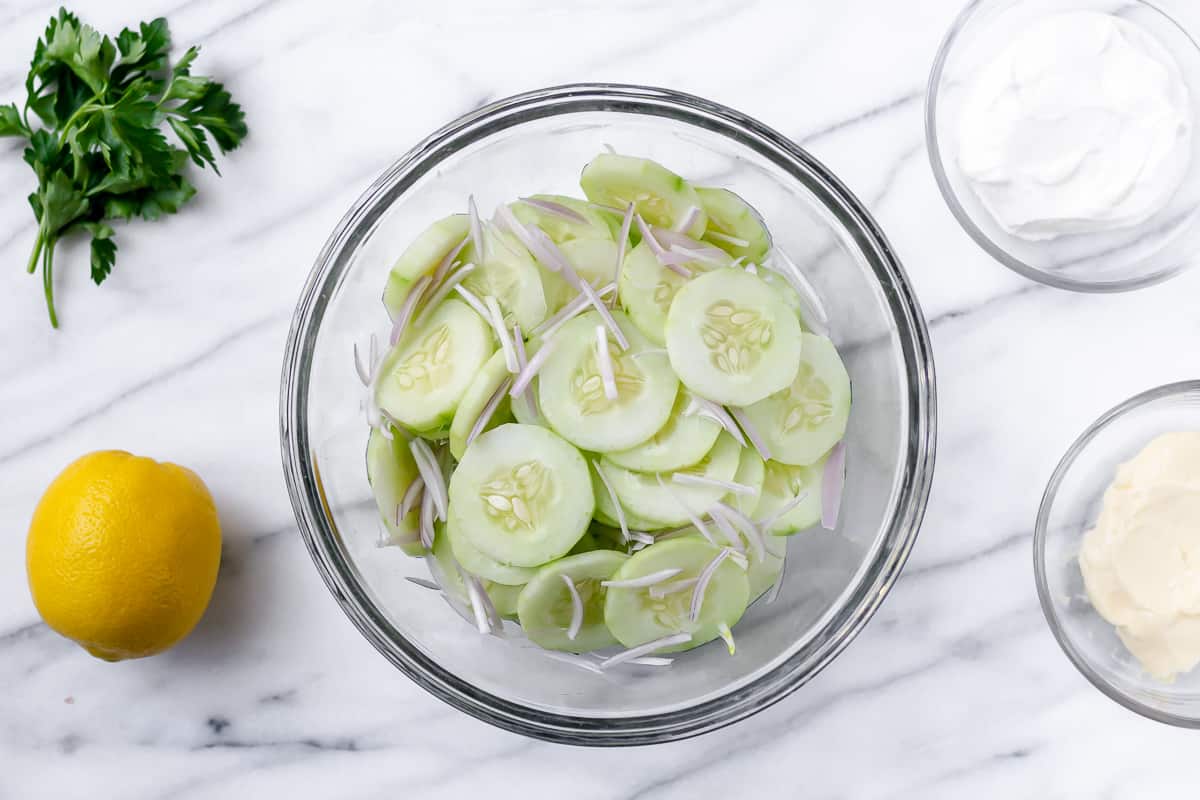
[665,268,803,407]
[618,241,692,346]
[448,423,594,566]
[742,333,850,466]
[731,446,765,518]
[487,582,524,618]
[446,509,538,585]
[365,427,423,556]
[449,349,513,460]
[592,467,671,532]
[605,392,721,473]
[537,310,679,453]
[511,195,613,243]
[375,298,495,432]
[517,550,628,652]
[695,187,770,263]
[561,237,622,289]
[603,537,749,652]
[460,227,549,331]
[757,456,825,534]
[599,432,742,526]
[391,214,470,281]
[580,154,707,237]
[382,272,413,320]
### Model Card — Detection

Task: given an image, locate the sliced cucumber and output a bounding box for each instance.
[376,298,495,432]
[742,333,850,466]
[446,509,538,585]
[618,241,693,346]
[448,423,594,566]
[731,446,765,518]
[603,537,749,652]
[365,427,423,556]
[757,456,825,535]
[517,550,628,652]
[666,268,803,407]
[696,187,770,263]
[592,466,673,532]
[537,310,679,453]
[561,237,622,289]
[391,214,470,281]
[605,391,721,473]
[599,432,742,527]
[449,349,513,460]
[487,582,524,618]
[580,154,706,237]
[511,195,613,243]
[460,227,548,331]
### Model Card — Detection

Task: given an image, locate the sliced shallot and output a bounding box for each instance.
[599,632,692,669]
[466,377,513,449]
[484,295,519,373]
[389,274,432,345]
[519,196,588,224]
[689,548,731,622]
[729,406,772,461]
[509,335,559,398]
[409,438,448,522]
[672,473,756,495]
[595,325,618,400]
[399,475,425,520]
[821,441,846,530]
[561,574,584,641]
[600,568,682,589]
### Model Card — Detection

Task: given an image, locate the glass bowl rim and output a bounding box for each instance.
[1033,379,1200,728]
[924,0,1200,294]
[279,82,937,745]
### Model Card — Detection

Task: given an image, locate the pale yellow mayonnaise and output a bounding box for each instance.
[1080,432,1200,681]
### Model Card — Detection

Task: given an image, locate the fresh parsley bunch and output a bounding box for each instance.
[0,8,247,327]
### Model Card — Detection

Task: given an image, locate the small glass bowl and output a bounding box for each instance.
[1035,381,1200,727]
[280,84,937,745]
[926,0,1200,292]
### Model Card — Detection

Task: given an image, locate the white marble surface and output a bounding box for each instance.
[2,0,1199,797]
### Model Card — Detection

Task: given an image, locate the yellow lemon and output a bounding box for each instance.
[26,450,222,661]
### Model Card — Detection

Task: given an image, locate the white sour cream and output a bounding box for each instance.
[957,12,1193,240]
[1080,432,1200,681]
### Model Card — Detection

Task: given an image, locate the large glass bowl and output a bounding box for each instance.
[1035,381,1200,727]
[280,84,936,745]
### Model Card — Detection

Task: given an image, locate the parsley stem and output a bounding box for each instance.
[26,229,44,274]
[56,99,103,147]
[43,236,59,329]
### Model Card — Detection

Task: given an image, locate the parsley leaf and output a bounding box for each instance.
[5,7,247,327]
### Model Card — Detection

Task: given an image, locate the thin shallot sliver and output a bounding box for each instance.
[412,263,476,329]
[766,548,787,604]
[667,243,727,267]
[595,325,618,400]
[615,202,634,290]
[599,633,692,669]
[495,204,551,266]
[409,439,448,522]
[706,231,750,248]
[656,474,717,545]
[627,656,674,667]
[389,275,432,346]
[600,568,682,589]
[418,489,435,550]
[468,195,486,262]
[466,377,513,450]
[576,278,629,350]
[821,441,846,530]
[711,501,765,563]
[684,398,747,447]
[717,622,736,655]
[745,262,758,275]
[484,295,519,373]
[406,576,441,592]
[672,473,756,495]
[648,577,698,599]
[399,475,425,520]
[756,490,811,532]
[431,236,469,287]
[768,248,830,337]
[454,284,490,319]
[543,651,604,674]
[519,196,588,224]
[627,530,655,546]
[673,205,700,233]
[690,548,731,622]
[509,336,559,398]
[511,326,539,419]
[729,406,772,461]
[706,507,745,551]
[353,341,371,386]
[561,574,584,641]
[635,214,665,258]
[531,283,617,339]
[593,463,630,544]
[458,567,499,635]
